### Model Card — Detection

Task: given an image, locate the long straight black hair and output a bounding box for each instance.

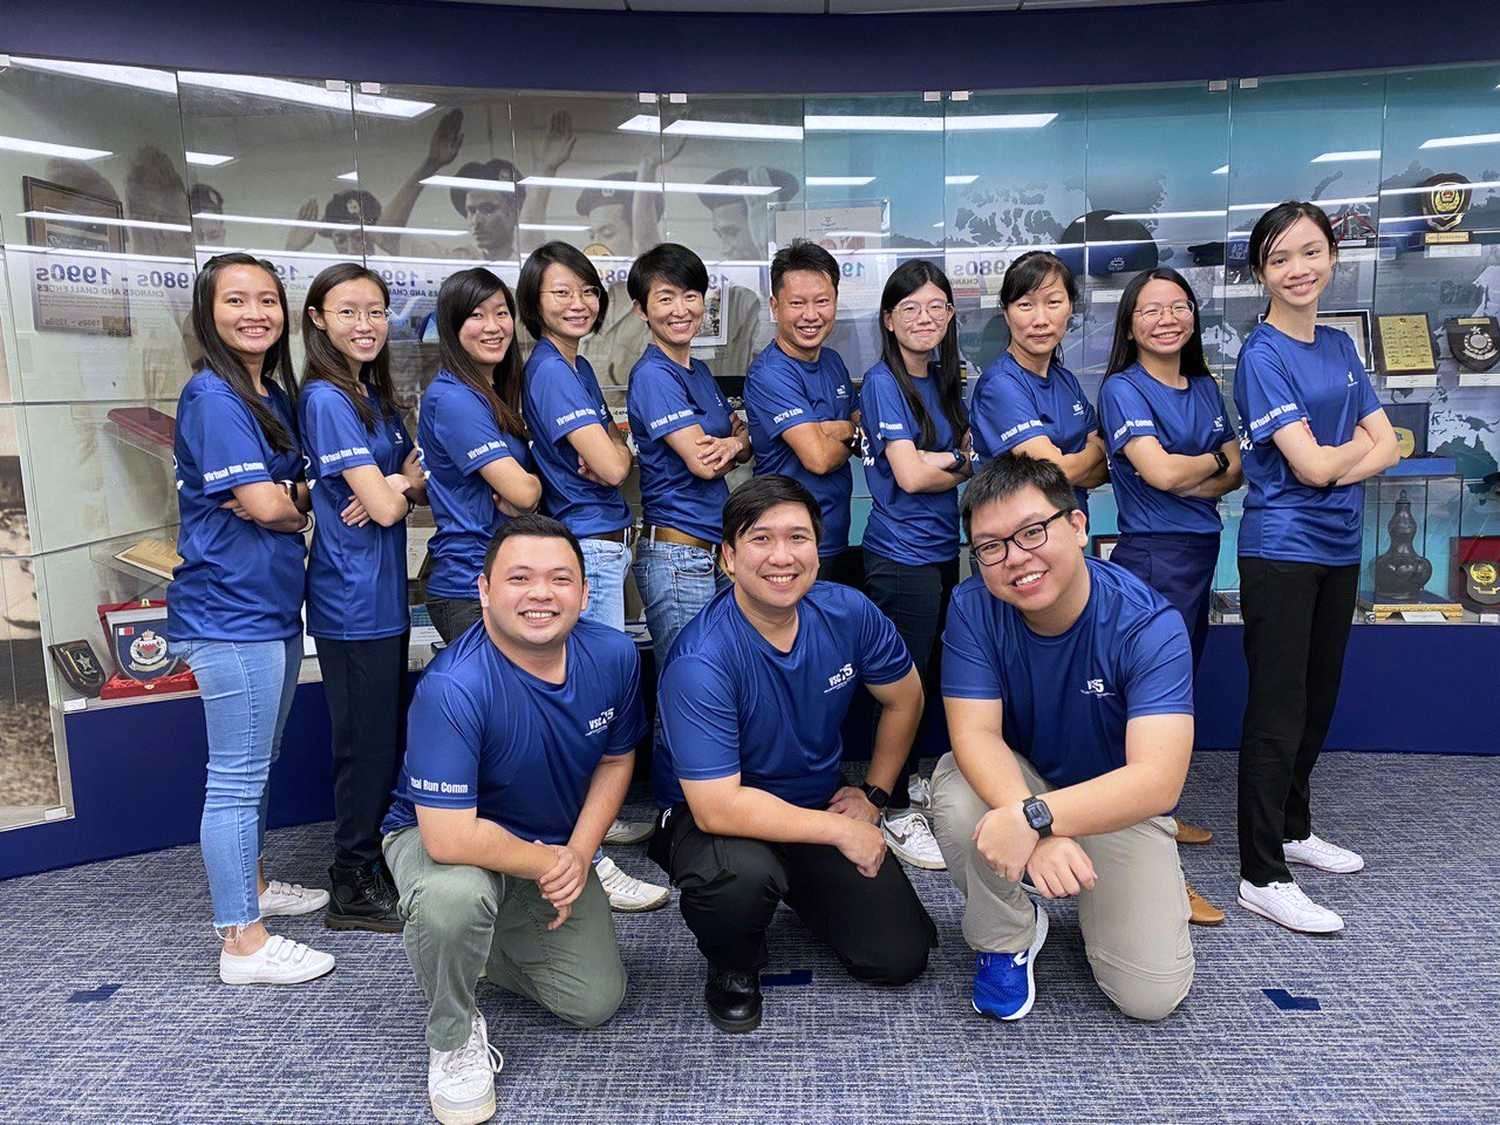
[190,253,298,453]
[301,263,395,431]
[878,259,967,449]
[437,267,527,440]
[1104,267,1211,379]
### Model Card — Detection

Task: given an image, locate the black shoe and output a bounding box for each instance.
[325,861,403,933]
[705,967,762,1033]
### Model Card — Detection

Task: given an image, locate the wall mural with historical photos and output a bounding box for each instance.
[0,53,1497,828]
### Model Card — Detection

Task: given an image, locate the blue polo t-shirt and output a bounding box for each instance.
[941,557,1193,790]
[382,617,646,845]
[655,582,912,809]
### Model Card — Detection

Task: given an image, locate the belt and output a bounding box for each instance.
[583,527,632,544]
[640,524,716,551]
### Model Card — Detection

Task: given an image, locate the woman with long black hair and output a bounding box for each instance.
[418,267,542,644]
[168,253,333,985]
[1233,201,1397,934]
[299,263,425,932]
[858,259,970,871]
[1098,266,1242,926]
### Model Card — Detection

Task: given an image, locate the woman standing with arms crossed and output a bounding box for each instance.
[1233,202,1397,934]
[419,267,542,644]
[1098,266,1242,926]
[858,260,970,871]
[299,264,425,932]
[169,253,333,985]
[969,251,1108,514]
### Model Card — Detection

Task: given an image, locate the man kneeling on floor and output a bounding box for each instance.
[381,515,645,1124]
[648,474,936,1033]
[931,453,1196,1023]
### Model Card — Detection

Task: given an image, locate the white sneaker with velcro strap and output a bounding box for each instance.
[219,934,336,985]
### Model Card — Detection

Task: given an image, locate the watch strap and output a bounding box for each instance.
[862,783,890,810]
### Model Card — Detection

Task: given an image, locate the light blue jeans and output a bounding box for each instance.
[632,538,726,672]
[579,537,632,633]
[173,635,302,929]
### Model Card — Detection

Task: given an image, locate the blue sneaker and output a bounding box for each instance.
[972,904,1049,1021]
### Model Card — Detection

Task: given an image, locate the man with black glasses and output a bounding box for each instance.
[930,453,1196,1023]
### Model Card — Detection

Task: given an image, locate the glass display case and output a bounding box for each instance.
[0,51,1498,830]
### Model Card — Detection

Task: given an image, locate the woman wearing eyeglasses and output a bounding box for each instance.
[969,251,1108,516]
[518,241,636,631]
[858,260,971,870]
[299,263,426,932]
[1097,267,1242,927]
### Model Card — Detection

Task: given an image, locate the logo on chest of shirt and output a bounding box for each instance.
[1345,368,1357,390]
[836,384,850,399]
[1072,401,1085,417]
[824,663,856,694]
[586,706,616,736]
[1080,677,1115,699]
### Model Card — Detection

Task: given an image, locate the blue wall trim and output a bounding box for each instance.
[0,622,1493,880]
[1,1,1494,95]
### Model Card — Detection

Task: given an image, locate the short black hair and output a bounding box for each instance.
[516,241,609,342]
[961,454,1076,540]
[1247,200,1337,279]
[627,243,709,306]
[722,475,823,547]
[449,159,525,215]
[482,513,586,579]
[1000,250,1079,308]
[770,239,840,298]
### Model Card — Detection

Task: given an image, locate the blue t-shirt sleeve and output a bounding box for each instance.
[659,655,742,782]
[1209,380,1238,440]
[634,366,705,441]
[1237,344,1307,443]
[745,358,813,439]
[972,373,1045,455]
[401,673,484,809]
[186,386,277,497]
[941,593,1003,700]
[303,389,378,479]
[606,644,648,756]
[857,594,914,686]
[530,356,608,444]
[431,389,515,478]
[1353,360,1381,422]
[860,370,918,456]
[1098,379,1157,455]
[1122,610,1195,719]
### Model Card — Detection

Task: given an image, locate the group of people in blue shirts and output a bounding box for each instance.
[166,198,1397,1125]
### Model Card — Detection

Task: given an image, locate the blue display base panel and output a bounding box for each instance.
[1,621,1495,880]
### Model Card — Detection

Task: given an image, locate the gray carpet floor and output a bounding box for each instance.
[3,750,1498,1124]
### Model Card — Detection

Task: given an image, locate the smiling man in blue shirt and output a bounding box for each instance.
[382,515,644,1125]
[930,453,1196,1025]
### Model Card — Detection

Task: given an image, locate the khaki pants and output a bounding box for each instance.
[384,827,626,1051]
[930,752,1194,1022]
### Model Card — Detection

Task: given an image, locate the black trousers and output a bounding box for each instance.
[820,546,864,590]
[315,633,409,868]
[1237,557,1358,886]
[648,804,936,982]
[426,596,483,646]
[861,549,961,808]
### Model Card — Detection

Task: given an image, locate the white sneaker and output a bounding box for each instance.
[219,934,336,985]
[429,1011,503,1125]
[603,817,655,846]
[907,775,933,812]
[594,855,670,913]
[258,879,330,917]
[1237,879,1345,934]
[882,809,946,870]
[1283,833,1365,874]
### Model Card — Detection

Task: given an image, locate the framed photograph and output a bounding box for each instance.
[22,176,132,337]
[1317,309,1374,372]
[1091,534,1120,561]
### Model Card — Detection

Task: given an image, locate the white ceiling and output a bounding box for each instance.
[445,0,1208,12]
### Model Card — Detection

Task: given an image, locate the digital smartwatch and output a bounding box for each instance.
[862,784,890,810]
[1021,796,1053,838]
[1211,449,1230,477]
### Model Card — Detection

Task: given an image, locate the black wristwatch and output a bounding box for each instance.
[1021,796,1053,838]
[1210,449,1230,477]
[949,449,967,471]
[862,784,890,810]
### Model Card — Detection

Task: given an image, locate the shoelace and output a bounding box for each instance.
[600,865,648,897]
[887,812,938,849]
[445,1023,502,1076]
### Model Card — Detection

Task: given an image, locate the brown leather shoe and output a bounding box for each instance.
[1186,882,1225,926]
[1175,819,1213,845]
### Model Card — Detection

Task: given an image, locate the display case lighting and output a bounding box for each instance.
[185,152,234,167]
[365,225,468,237]
[1212,165,1230,175]
[336,171,360,182]
[519,223,591,232]
[818,229,888,238]
[1310,150,1381,162]
[1419,132,1500,149]
[420,175,516,193]
[18,210,191,233]
[0,134,110,160]
[945,174,979,185]
[617,114,803,141]
[1105,210,1227,220]
[807,176,876,187]
[804,113,1056,132]
[177,72,434,119]
[195,211,357,231]
[1381,179,1500,196]
[520,175,778,197]
[10,56,176,93]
